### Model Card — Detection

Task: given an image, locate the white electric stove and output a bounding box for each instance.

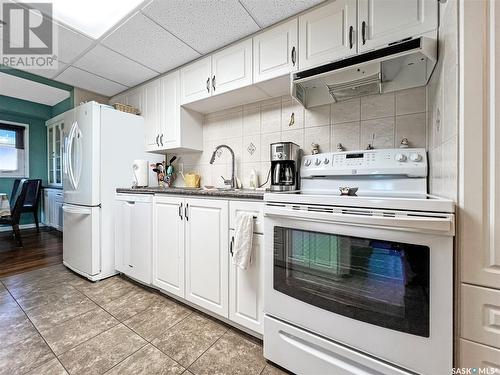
[263,148,455,375]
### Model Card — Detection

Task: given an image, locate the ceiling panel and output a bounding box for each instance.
[142,0,260,54]
[73,44,157,87]
[0,72,70,106]
[102,12,200,73]
[18,61,68,80]
[55,66,127,96]
[240,0,325,28]
[57,23,94,64]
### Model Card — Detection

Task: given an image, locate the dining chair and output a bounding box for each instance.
[0,179,29,246]
[20,179,43,232]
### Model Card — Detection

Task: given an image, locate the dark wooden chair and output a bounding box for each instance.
[22,179,42,231]
[0,179,29,246]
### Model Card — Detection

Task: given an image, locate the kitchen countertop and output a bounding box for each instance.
[116,186,265,200]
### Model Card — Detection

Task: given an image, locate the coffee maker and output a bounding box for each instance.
[270,142,301,191]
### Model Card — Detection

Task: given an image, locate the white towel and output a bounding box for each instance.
[233,212,254,270]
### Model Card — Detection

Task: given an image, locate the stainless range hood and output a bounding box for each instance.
[292,37,437,108]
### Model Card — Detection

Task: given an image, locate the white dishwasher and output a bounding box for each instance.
[114,193,153,285]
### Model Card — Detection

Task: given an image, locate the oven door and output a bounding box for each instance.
[264,204,454,375]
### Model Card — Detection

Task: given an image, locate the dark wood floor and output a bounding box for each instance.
[0,227,63,277]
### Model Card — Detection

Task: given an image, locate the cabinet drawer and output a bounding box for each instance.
[460,339,500,373]
[229,201,263,233]
[264,315,412,375]
[462,284,500,349]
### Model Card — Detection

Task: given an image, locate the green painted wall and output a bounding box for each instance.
[0,94,73,225]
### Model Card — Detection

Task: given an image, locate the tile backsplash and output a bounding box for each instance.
[427,0,458,201]
[171,88,427,189]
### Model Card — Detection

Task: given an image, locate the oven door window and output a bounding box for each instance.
[273,227,430,337]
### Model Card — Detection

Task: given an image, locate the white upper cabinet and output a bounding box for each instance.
[142,81,161,149]
[180,56,212,104]
[253,19,298,83]
[299,0,357,70]
[211,38,253,95]
[358,0,438,53]
[160,71,181,147]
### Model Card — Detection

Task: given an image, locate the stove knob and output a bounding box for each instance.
[315,158,321,166]
[324,158,330,165]
[304,159,311,166]
[410,153,422,162]
[277,153,283,159]
[395,153,407,162]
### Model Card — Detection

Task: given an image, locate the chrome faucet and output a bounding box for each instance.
[209,144,236,189]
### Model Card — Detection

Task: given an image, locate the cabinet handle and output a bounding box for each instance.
[206,77,210,93]
[362,21,367,45]
[230,236,234,257]
[179,203,183,220]
[160,134,163,146]
[291,46,296,66]
[349,26,354,49]
[155,134,159,146]
[185,203,189,221]
[212,75,216,91]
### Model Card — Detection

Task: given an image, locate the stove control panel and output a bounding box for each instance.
[301,148,427,178]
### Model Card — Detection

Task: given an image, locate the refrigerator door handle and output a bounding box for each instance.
[67,121,77,190]
[72,124,83,189]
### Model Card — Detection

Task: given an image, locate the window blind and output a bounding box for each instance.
[0,123,25,149]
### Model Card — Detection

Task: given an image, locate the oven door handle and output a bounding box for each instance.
[264,207,455,235]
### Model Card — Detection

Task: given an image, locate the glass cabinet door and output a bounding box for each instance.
[54,123,62,185]
[48,126,54,185]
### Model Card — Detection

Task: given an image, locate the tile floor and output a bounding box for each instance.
[0,264,289,375]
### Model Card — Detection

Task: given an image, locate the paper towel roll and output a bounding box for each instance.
[132,160,149,187]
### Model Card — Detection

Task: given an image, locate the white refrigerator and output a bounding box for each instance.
[62,102,160,281]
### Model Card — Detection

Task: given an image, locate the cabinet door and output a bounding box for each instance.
[185,198,229,317]
[114,199,132,274]
[229,232,264,334]
[358,0,438,53]
[52,191,63,231]
[42,190,50,225]
[54,123,63,186]
[160,71,180,147]
[153,196,185,297]
[47,125,55,185]
[115,196,152,284]
[180,56,211,105]
[211,38,253,95]
[125,89,142,113]
[142,82,161,150]
[254,19,298,83]
[299,0,357,69]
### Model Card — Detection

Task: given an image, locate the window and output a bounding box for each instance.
[0,122,28,178]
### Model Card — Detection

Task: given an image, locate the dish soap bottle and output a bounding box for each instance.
[249,169,259,189]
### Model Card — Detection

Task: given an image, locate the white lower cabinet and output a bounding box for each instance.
[152,196,185,298]
[229,231,264,334]
[117,194,264,335]
[42,188,63,231]
[114,194,153,285]
[185,198,229,317]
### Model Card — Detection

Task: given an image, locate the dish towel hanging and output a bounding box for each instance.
[233,212,254,270]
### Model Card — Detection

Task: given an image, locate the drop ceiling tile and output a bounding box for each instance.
[55,66,127,96]
[142,0,260,54]
[0,72,70,106]
[19,61,68,80]
[240,0,325,28]
[57,23,94,64]
[73,44,157,86]
[103,12,200,73]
